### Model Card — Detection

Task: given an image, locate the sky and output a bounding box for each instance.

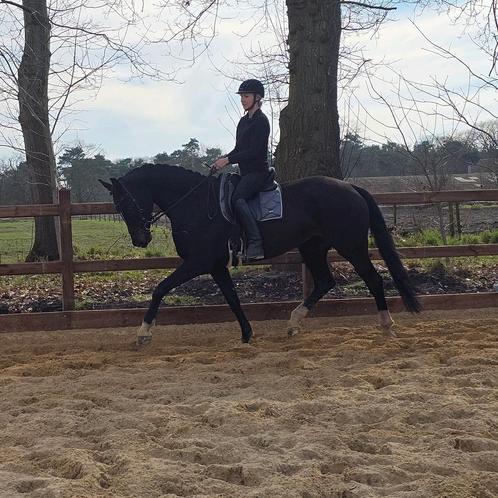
[1,2,496,163]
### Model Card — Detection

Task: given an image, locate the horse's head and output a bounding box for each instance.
[99,177,153,248]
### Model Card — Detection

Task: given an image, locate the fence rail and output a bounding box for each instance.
[1,188,498,333]
[2,244,498,277]
[2,188,498,218]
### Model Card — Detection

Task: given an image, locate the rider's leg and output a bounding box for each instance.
[234,198,264,260]
[232,172,268,261]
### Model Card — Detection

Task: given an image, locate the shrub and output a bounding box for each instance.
[481,231,492,244]
[400,229,443,247]
[459,234,481,245]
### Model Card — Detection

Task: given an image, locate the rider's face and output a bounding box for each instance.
[240,93,257,111]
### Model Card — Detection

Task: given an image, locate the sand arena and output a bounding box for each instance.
[0,308,497,497]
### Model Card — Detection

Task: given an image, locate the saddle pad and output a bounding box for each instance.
[248,188,283,222]
[220,173,283,224]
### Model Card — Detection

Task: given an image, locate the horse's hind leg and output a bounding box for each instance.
[288,238,336,337]
[211,266,253,343]
[338,244,395,337]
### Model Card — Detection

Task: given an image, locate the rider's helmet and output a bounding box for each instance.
[236,79,265,98]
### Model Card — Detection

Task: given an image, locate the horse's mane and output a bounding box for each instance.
[122,163,205,184]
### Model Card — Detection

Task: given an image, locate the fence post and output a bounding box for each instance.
[449,202,455,237]
[59,189,75,311]
[455,202,462,235]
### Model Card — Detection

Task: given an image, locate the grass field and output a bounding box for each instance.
[2,219,498,265]
[1,218,497,312]
[0,218,176,264]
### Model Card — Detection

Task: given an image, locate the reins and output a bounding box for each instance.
[160,168,215,220]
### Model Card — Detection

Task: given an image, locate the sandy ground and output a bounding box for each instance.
[0,309,497,498]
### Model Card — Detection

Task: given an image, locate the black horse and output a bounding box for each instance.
[100,163,421,345]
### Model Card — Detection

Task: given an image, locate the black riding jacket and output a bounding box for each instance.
[227,108,270,175]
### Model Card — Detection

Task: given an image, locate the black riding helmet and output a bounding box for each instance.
[236,79,265,98]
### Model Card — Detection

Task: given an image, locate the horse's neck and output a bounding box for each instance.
[148,168,206,222]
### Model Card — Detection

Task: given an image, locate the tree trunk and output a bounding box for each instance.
[276,0,342,182]
[18,0,59,261]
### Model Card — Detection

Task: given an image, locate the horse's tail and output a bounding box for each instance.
[353,185,422,313]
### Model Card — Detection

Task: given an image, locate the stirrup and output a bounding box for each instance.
[244,253,265,263]
[243,242,265,262]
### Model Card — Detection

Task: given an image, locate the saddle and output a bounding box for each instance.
[219,167,283,224]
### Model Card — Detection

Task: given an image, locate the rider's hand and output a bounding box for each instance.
[212,157,229,172]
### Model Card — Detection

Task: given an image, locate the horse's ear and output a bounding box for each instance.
[99,179,113,192]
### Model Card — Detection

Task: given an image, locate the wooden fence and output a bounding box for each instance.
[1,188,498,332]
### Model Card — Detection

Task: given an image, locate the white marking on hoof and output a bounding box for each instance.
[227,241,233,268]
[379,310,396,338]
[288,327,299,337]
[287,303,309,337]
[136,320,155,346]
[382,327,397,338]
[137,335,153,346]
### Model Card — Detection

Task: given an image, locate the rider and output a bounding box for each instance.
[212,79,270,261]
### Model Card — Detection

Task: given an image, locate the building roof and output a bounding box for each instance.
[348,173,497,193]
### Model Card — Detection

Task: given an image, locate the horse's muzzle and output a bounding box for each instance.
[132,231,152,248]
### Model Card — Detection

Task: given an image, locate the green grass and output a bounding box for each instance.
[394,228,498,247]
[2,219,498,266]
[0,219,36,263]
[460,202,498,209]
[0,218,176,264]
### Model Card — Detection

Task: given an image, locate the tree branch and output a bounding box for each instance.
[341,1,396,11]
[0,0,31,13]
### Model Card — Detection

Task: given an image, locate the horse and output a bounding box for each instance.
[100,163,421,346]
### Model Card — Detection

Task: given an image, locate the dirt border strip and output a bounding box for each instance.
[1,292,497,333]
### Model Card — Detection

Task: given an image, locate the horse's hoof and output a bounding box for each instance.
[241,330,253,343]
[381,326,397,338]
[288,327,299,337]
[136,335,152,347]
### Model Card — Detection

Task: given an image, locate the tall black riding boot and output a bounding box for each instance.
[234,198,265,261]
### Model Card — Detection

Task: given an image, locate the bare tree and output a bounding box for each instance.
[0,0,169,260]
[274,1,342,181]
[387,1,497,159]
[469,120,498,184]
[153,0,398,182]
[365,70,485,242]
[358,0,497,240]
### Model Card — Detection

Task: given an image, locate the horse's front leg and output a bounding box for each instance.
[211,266,253,343]
[138,263,200,346]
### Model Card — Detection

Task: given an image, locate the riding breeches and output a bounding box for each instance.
[231,171,269,203]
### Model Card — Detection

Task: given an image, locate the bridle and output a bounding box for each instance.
[115,169,217,232]
[114,181,154,231]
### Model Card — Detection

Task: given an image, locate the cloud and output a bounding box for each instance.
[2,3,496,162]
[86,81,182,122]
[63,62,241,159]
[342,8,497,143]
